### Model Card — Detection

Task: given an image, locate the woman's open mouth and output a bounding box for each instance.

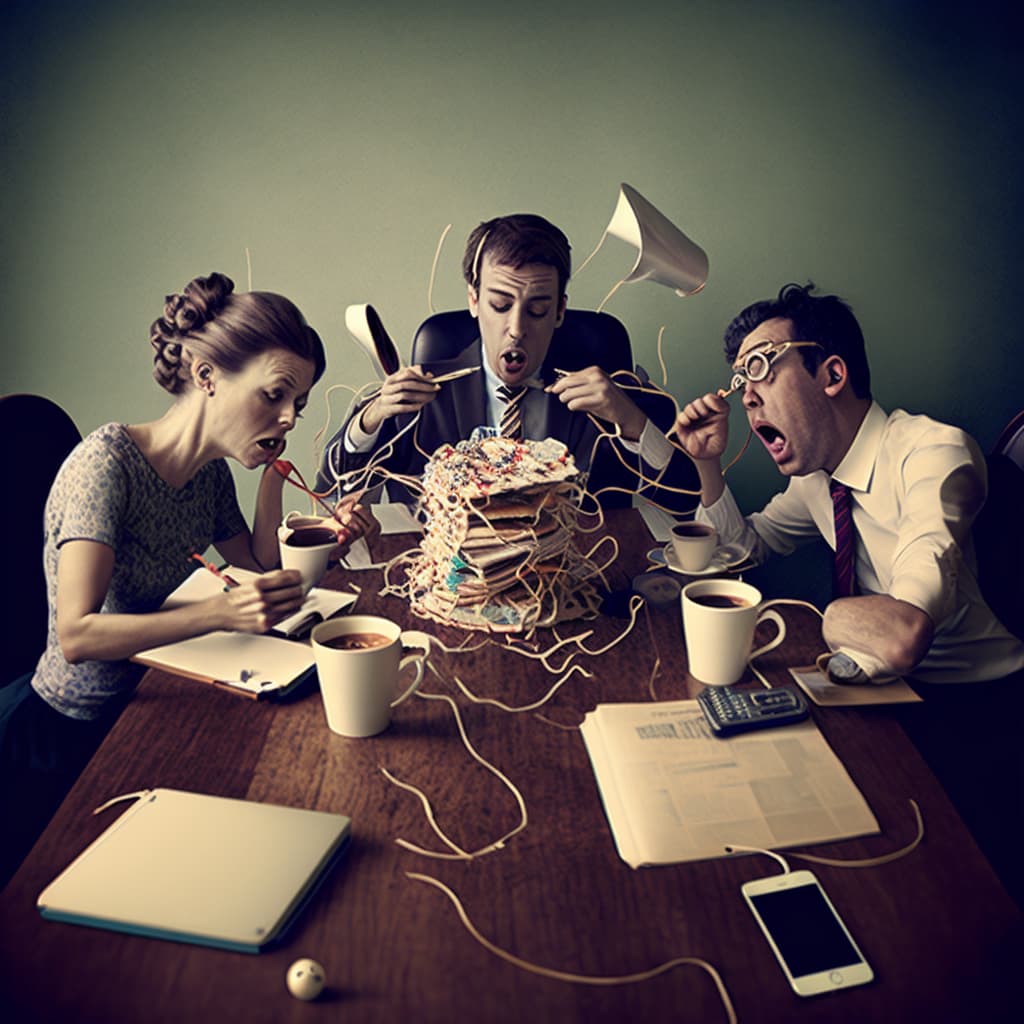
[257,438,283,452]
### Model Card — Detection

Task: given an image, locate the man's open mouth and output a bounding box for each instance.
[501,349,527,371]
[756,423,787,457]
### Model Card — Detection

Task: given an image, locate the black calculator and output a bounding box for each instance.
[697,686,809,737]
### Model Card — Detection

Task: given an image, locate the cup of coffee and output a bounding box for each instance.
[278,512,338,593]
[669,521,718,573]
[311,615,430,737]
[681,579,786,686]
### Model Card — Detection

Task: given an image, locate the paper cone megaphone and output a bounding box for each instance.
[605,183,708,297]
[344,304,402,378]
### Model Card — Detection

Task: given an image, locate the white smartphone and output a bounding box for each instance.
[741,869,873,996]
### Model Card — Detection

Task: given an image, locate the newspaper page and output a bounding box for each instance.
[580,700,879,868]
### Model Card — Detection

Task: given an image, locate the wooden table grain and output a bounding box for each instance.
[1,510,1020,1023]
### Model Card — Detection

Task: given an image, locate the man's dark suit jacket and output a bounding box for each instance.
[315,339,698,513]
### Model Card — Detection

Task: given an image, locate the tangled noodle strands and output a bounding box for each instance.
[405,872,738,1024]
[381,674,527,860]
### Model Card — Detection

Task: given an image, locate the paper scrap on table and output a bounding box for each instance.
[370,502,422,535]
[636,500,676,543]
[788,666,923,706]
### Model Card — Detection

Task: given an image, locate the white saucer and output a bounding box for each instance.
[653,542,750,576]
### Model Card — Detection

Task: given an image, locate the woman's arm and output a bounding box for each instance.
[250,462,288,570]
[55,539,305,664]
[212,463,288,574]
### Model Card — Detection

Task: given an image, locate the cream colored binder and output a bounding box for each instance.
[37,789,351,953]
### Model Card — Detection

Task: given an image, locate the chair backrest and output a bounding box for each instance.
[974,410,1024,640]
[1,394,81,685]
[993,409,1024,471]
[411,308,633,376]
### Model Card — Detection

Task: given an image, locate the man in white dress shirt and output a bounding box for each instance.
[673,281,1023,685]
[674,282,1024,902]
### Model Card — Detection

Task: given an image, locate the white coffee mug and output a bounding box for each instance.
[669,521,718,573]
[278,511,337,594]
[681,579,786,686]
[311,616,430,737]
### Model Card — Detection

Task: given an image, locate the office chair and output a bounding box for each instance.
[411,308,633,376]
[0,394,81,686]
[992,409,1024,471]
[973,410,1024,640]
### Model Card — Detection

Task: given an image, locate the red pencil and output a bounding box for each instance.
[191,553,240,588]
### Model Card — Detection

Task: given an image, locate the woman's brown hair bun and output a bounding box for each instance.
[150,273,235,393]
[149,271,325,396]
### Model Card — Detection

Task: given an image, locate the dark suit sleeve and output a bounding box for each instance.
[314,353,484,502]
[314,403,417,497]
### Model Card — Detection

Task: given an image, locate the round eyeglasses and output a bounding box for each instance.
[722,340,824,397]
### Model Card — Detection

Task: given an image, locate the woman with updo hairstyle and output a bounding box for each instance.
[0,272,373,887]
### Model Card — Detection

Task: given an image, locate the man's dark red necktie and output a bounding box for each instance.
[830,479,856,598]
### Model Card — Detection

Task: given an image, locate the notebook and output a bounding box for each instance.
[133,566,357,698]
[37,789,351,953]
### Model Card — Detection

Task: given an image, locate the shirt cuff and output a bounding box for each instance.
[344,407,381,454]
[630,419,672,470]
[695,487,745,532]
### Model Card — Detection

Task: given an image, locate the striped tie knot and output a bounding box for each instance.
[829,478,855,598]
[497,385,527,439]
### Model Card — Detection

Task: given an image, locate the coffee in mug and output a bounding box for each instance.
[690,593,752,609]
[285,527,337,548]
[321,632,391,651]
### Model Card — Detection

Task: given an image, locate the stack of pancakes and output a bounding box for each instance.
[408,435,599,632]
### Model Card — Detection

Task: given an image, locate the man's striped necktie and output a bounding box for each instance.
[829,478,856,598]
[497,385,527,439]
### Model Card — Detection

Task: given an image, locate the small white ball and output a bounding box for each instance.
[286,957,326,1001]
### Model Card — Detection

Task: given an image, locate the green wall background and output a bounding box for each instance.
[3,0,1020,519]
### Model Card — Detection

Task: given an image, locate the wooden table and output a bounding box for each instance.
[1,510,1020,1023]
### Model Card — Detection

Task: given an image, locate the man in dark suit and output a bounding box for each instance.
[317,213,697,512]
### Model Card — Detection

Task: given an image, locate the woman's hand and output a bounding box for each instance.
[328,495,379,560]
[216,570,306,633]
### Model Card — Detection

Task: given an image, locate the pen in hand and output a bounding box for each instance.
[191,552,240,589]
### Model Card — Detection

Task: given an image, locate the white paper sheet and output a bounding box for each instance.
[134,631,315,694]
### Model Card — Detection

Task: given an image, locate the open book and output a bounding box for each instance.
[581,700,879,868]
[132,567,356,698]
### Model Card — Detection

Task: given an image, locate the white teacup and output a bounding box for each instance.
[311,616,430,738]
[669,521,718,573]
[681,579,786,686]
[278,512,338,594]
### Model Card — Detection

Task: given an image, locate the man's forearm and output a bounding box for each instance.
[823,595,935,678]
[695,458,725,507]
